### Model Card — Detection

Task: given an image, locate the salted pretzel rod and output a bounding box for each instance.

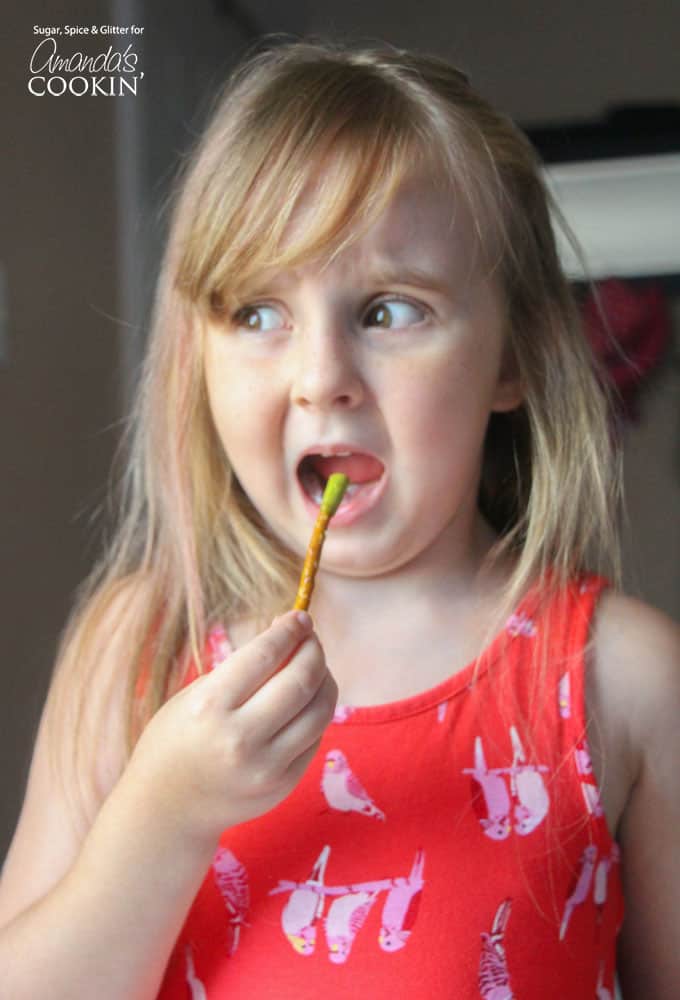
[293,473,349,611]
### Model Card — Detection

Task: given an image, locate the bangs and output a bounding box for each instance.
[174,58,451,313]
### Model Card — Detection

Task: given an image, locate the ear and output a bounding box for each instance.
[491,375,524,413]
[491,343,524,413]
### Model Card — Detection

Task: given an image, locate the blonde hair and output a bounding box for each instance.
[48,39,621,817]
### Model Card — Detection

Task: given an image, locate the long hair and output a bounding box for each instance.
[47,39,621,819]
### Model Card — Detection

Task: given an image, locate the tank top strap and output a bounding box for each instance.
[508,572,616,852]
[542,572,610,742]
[492,570,609,707]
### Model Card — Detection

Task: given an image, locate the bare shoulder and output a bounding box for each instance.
[589,590,680,998]
[0,574,146,929]
[589,590,680,767]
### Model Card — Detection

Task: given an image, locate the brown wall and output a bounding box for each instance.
[1,4,120,855]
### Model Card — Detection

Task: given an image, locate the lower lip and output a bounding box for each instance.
[298,474,388,526]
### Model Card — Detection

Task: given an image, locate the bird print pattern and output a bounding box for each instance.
[595,960,614,999]
[155,574,623,998]
[185,945,208,1000]
[321,749,386,820]
[206,625,232,670]
[505,612,537,638]
[478,899,514,999]
[574,741,605,817]
[463,728,550,839]
[270,847,426,964]
[325,890,380,963]
[464,735,512,840]
[559,844,598,940]
[508,725,550,835]
[558,671,571,718]
[212,848,250,956]
[279,846,330,955]
[378,849,425,952]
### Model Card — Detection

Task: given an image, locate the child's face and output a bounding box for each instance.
[203,174,521,577]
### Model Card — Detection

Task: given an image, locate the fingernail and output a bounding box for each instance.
[295,610,313,628]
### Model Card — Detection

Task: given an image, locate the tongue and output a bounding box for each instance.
[311,454,383,484]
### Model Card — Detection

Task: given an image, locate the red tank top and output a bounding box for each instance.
[157,574,623,998]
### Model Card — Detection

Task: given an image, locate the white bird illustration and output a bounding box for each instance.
[508,726,550,836]
[463,736,512,841]
[280,845,330,955]
[595,960,613,999]
[185,945,208,1000]
[325,890,379,963]
[379,849,425,952]
[559,844,598,940]
[321,749,385,820]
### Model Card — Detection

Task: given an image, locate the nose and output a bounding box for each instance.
[290,319,365,411]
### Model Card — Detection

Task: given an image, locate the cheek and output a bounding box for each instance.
[204,342,273,446]
[390,363,494,467]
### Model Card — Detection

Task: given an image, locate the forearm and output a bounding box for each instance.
[0,774,217,1000]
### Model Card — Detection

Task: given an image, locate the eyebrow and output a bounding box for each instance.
[363,260,452,297]
[237,257,455,301]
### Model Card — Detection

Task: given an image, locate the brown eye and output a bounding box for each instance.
[232,304,286,333]
[366,304,392,327]
[364,299,426,329]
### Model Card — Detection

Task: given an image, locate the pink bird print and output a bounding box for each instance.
[185,945,208,1000]
[595,960,613,999]
[574,742,593,775]
[280,846,330,955]
[508,726,550,835]
[559,844,598,940]
[332,705,355,723]
[558,671,571,718]
[206,624,232,669]
[212,847,249,956]
[325,889,379,964]
[464,737,512,840]
[593,843,621,923]
[321,749,385,820]
[437,700,449,723]
[478,898,514,999]
[379,849,425,952]
[574,742,604,818]
[506,612,537,638]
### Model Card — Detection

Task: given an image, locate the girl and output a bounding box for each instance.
[1,40,678,999]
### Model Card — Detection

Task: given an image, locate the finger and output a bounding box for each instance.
[210,611,313,709]
[279,738,326,790]
[240,633,329,740]
[268,671,338,758]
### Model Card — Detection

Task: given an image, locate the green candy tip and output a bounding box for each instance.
[321,473,350,516]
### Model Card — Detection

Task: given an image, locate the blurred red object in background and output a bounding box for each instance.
[581,278,672,420]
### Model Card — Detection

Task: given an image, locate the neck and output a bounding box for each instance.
[308,512,506,641]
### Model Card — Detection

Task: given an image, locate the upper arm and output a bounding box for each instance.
[592,593,680,998]
[0,585,135,929]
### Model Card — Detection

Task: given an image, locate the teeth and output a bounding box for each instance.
[305,480,362,506]
[319,449,352,457]
[311,482,360,506]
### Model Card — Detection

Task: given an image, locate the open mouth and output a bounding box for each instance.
[297,452,385,508]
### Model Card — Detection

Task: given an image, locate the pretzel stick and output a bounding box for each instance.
[293,473,349,611]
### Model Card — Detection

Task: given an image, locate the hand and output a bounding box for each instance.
[123,611,337,849]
